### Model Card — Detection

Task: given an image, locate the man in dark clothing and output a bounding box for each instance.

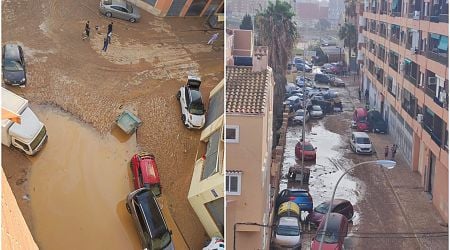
[107,22,113,35]
[102,36,109,52]
[85,21,90,38]
[384,145,389,159]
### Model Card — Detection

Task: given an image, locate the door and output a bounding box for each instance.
[426,153,436,197]
[167,0,188,16]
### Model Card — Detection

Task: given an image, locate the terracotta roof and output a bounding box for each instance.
[226,66,270,114]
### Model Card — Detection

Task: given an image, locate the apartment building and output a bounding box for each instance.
[225,29,275,249]
[350,0,448,221]
[130,0,223,17]
[188,79,224,238]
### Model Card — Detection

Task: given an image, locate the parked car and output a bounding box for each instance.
[284,95,302,112]
[314,73,332,84]
[176,75,206,129]
[276,189,314,212]
[296,63,312,72]
[351,108,369,131]
[130,152,161,196]
[331,77,346,87]
[307,199,354,227]
[295,141,317,160]
[367,110,388,133]
[126,188,174,250]
[350,132,373,154]
[273,216,302,249]
[310,213,348,250]
[2,44,26,86]
[99,0,141,23]
[292,109,310,124]
[278,201,301,217]
[294,57,312,67]
[310,105,324,118]
[203,237,224,250]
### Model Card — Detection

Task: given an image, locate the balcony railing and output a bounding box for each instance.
[425,86,436,99]
[391,12,401,17]
[389,61,399,71]
[378,53,385,62]
[390,36,400,44]
[404,74,418,85]
[426,51,449,66]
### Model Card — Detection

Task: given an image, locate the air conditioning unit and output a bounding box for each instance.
[400,62,405,71]
[416,114,423,123]
[428,77,437,84]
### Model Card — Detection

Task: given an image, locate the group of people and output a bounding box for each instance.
[384,144,398,160]
[83,21,114,52]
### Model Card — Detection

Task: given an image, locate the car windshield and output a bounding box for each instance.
[303,144,315,151]
[316,230,339,244]
[356,137,371,144]
[150,231,172,249]
[189,101,204,115]
[314,203,329,214]
[312,106,321,111]
[277,225,300,236]
[4,60,23,71]
[296,110,304,116]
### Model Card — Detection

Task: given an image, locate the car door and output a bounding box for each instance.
[110,6,123,18]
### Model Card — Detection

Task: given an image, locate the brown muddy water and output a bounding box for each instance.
[28,106,141,250]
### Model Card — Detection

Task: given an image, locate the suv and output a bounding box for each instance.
[2,44,26,86]
[276,189,314,212]
[126,188,174,250]
[99,0,141,23]
[176,76,206,129]
[130,153,161,196]
[350,132,373,154]
[314,73,332,84]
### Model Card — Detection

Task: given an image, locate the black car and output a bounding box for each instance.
[126,188,174,250]
[2,44,26,86]
[314,73,332,84]
[367,110,388,133]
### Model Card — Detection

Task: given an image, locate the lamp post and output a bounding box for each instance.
[318,160,396,250]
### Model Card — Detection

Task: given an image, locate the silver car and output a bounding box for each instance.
[99,0,140,23]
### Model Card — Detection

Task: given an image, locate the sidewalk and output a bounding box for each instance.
[368,123,448,249]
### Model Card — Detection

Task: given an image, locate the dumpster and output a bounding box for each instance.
[115,110,142,135]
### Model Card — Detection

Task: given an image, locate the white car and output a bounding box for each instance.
[310,105,324,118]
[203,237,224,250]
[292,109,310,124]
[350,132,373,154]
[273,216,302,249]
[176,76,206,129]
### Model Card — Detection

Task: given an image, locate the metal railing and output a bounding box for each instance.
[404,74,418,86]
[426,51,449,66]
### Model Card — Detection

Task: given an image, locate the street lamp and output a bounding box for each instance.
[318,160,396,250]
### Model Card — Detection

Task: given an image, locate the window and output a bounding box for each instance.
[13,139,29,152]
[226,172,241,195]
[225,125,239,143]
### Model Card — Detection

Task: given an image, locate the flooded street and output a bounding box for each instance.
[28,106,141,250]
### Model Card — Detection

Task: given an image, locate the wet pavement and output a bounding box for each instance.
[276,71,448,249]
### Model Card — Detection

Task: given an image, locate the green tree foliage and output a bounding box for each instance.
[240,14,253,30]
[338,23,357,65]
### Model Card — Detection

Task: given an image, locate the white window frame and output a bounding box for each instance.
[225,125,240,143]
[226,172,241,195]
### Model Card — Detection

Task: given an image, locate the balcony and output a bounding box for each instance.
[404,74,418,85]
[389,61,398,71]
[426,51,449,66]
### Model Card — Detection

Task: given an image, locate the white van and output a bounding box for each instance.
[350,132,373,154]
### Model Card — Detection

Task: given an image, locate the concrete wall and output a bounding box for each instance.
[1,169,39,250]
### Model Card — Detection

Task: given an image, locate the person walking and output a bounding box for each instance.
[207,33,219,45]
[384,145,389,159]
[84,21,90,39]
[102,36,109,52]
[107,22,113,35]
[391,144,397,160]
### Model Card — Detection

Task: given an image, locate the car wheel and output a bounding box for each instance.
[176,91,181,100]
[181,114,187,125]
[129,18,136,23]
[105,12,112,18]
[125,203,131,214]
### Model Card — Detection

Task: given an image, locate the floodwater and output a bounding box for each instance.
[280,120,363,225]
[28,106,141,250]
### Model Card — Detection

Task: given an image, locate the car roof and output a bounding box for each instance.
[318,213,346,231]
[352,132,369,138]
[321,199,349,207]
[3,44,21,60]
[135,189,167,238]
[355,107,368,115]
[110,0,128,7]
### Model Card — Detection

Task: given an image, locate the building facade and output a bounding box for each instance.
[351,0,448,222]
[225,29,275,250]
[188,79,224,238]
[130,0,223,17]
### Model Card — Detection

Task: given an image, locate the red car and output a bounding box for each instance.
[311,213,348,250]
[130,153,161,196]
[295,141,317,161]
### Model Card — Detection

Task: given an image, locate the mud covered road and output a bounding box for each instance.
[2,0,223,249]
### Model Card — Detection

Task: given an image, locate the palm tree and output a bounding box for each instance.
[338,23,358,68]
[240,14,253,30]
[255,0,298,135]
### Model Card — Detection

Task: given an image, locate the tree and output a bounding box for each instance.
[240,14,253,30]
[338,23,357,67]
[316,19,331,31]
[255,0,298,138]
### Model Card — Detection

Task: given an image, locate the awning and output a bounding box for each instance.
[430,33,441,39]
[438,36,448,51]
[404,58,412,64]
[391,0,399,10]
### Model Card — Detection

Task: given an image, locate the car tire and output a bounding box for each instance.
[129,18,136,23]
[181,114,187,126]
[105,12,112,18]
[176,91,181,100]
[125,203,131,214]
